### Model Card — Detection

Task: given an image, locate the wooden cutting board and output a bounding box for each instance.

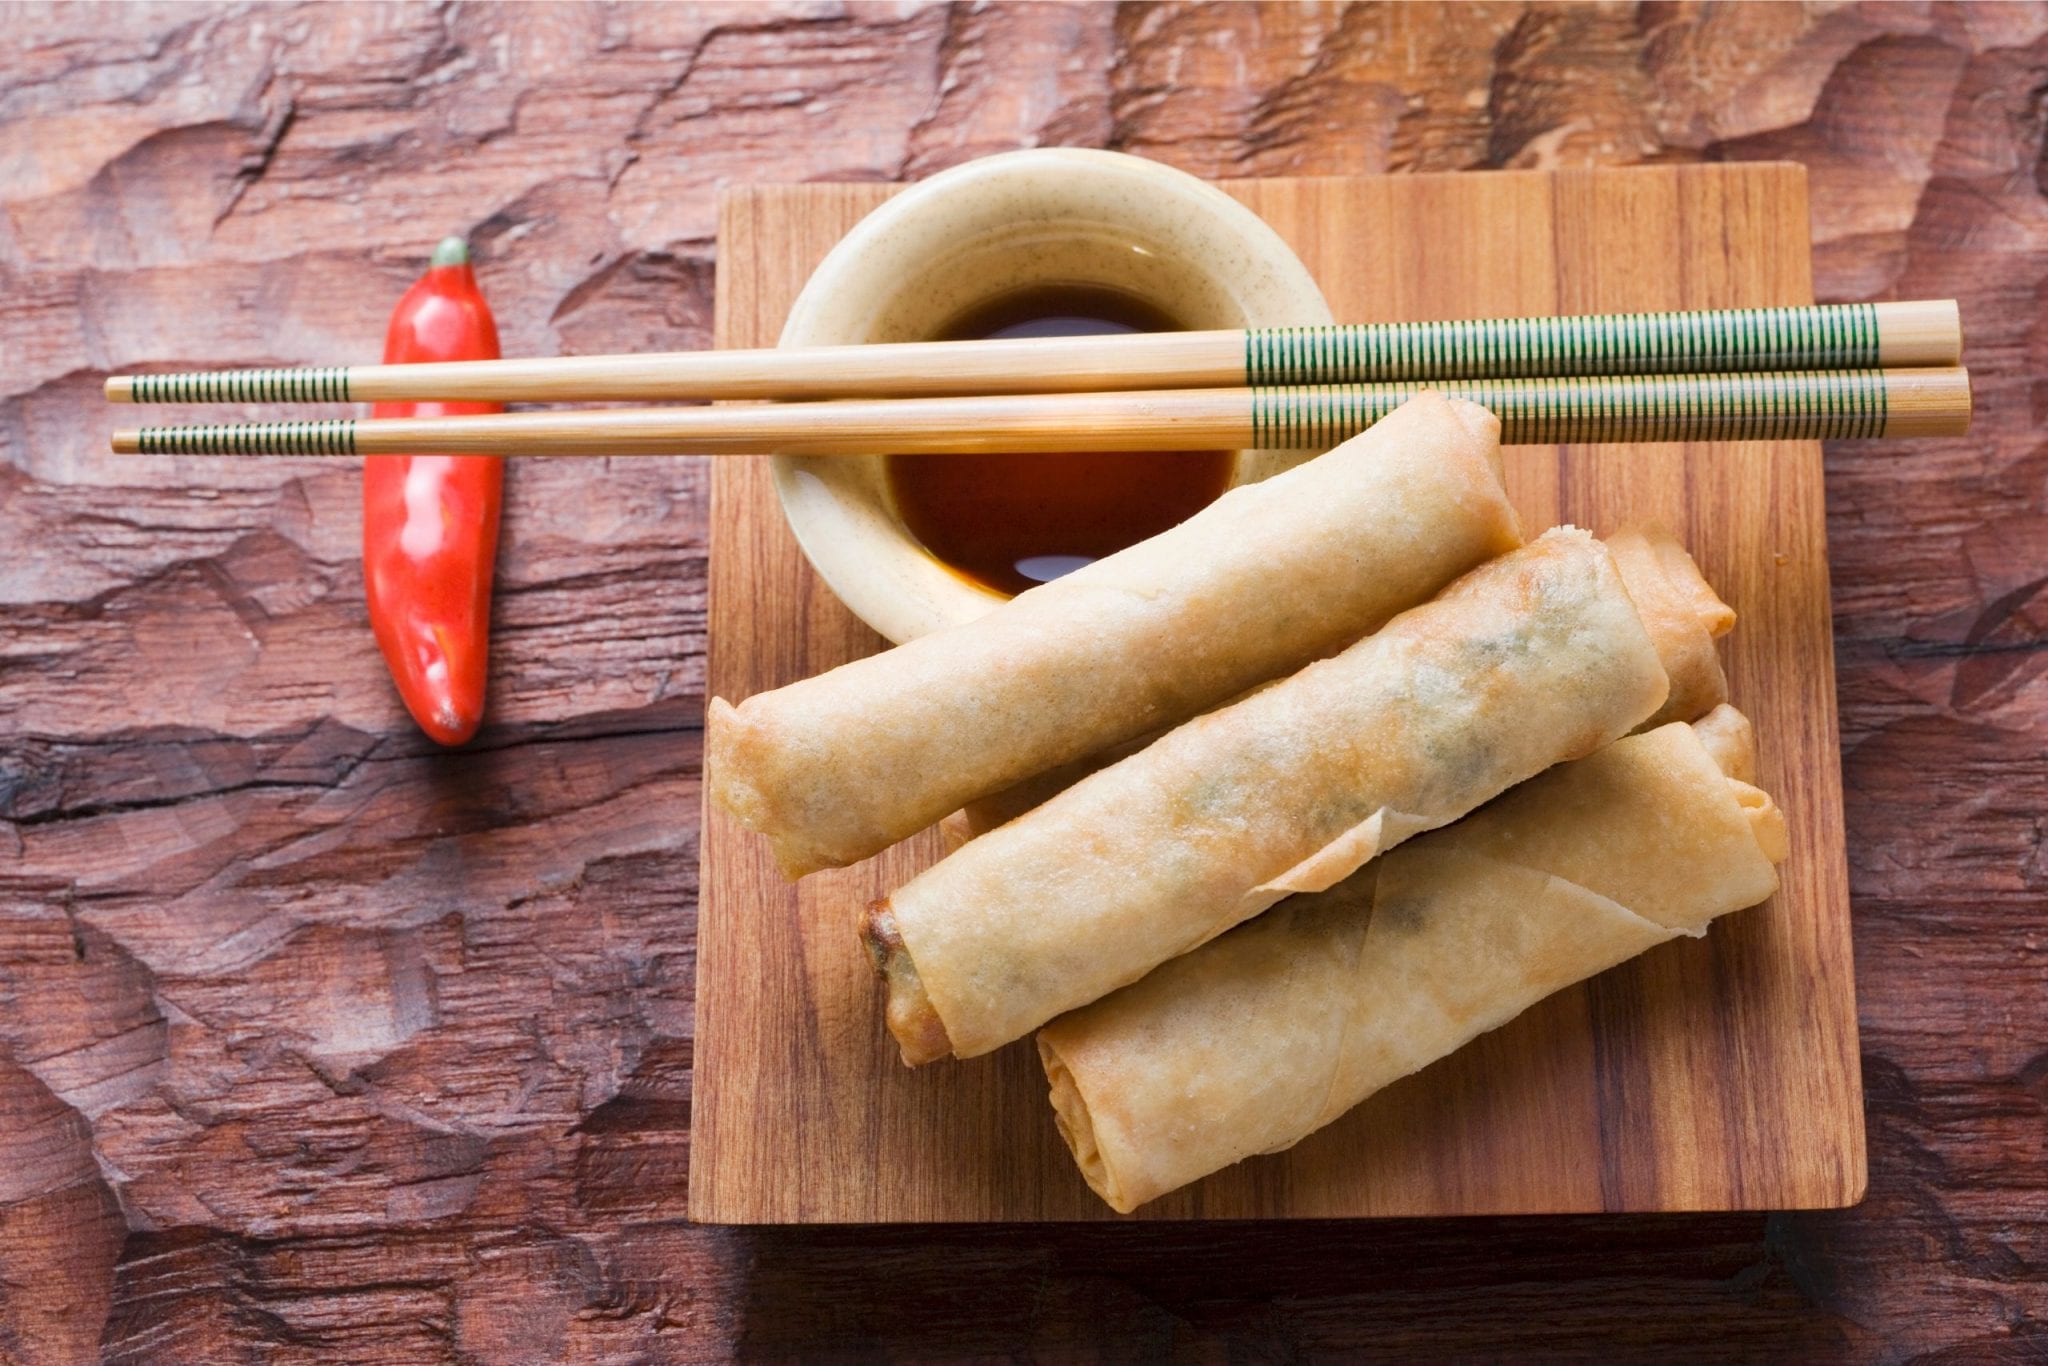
[690,165,1865,1223]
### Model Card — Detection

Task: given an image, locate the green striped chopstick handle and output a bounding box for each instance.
[124,369,1909,454]
[124,367,354,404]
[131,420,359,455]
[1248,370,1892,447]
[1244,304,1883,384]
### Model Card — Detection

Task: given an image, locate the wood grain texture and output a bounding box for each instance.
[2,1,2043,1358]
[692,165,1867,1223]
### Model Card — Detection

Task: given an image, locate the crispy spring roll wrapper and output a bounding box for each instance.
[710,393,1520,878]
[865,527,1677,1064]
[947,523,1736,844]
[1606,525,1734,727]
[1037,706,1788,1213]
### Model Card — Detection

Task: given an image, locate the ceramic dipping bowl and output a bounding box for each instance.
[774,148,1333,644]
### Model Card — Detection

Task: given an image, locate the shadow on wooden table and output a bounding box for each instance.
[719,1213,1865,1358]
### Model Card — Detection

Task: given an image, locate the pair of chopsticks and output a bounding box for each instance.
[106,300,1970,455]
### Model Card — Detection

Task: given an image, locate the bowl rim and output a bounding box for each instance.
[771,148,1335,645]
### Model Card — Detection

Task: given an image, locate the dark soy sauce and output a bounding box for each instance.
[885,284,1233,597]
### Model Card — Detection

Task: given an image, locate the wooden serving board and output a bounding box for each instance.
[691,165,1865,1223]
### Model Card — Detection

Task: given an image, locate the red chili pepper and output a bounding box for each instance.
[364,236,504,746]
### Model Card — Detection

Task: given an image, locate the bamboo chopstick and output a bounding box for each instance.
[105,300,1962,406]
[111,367,1970,456]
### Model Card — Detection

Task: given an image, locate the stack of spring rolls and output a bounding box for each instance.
[708,392,1787,1213]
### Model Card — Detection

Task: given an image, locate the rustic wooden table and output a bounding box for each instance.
[2,4,2042,1360]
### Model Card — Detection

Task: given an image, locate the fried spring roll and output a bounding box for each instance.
[1606,526,1733,728]
[710,393,1521,878]
[865,527,1699,1064]
[946,524,1733,844]
[1036,706,1787,1213]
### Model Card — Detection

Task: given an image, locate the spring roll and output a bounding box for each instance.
[1037,706,1787,1213]
[946,524,1733,844]
[1606,526,1733,727]
[864,526,1693,1064]
[710,392,1521,878]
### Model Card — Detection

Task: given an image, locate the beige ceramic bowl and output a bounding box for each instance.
[775,148,1334,644]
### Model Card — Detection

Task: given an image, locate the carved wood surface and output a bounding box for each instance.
[1,2,2042,1358]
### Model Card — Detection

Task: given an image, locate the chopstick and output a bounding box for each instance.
[111,367,1971,456]
[105,300,1962,405]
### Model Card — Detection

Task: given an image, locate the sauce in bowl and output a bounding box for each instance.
[885,284,1234,597]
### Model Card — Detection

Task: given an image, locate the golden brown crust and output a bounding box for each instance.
[706,393,1522,880]
[1037,1035,1130,1213]
[1690,703,1756,783]
[707,695,833,879]
[956,678,1300,842]
[1033,714,1788,1212]
[884,528,1670,1060]
[1607,525,1733,728]
[859,899,954,1066]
